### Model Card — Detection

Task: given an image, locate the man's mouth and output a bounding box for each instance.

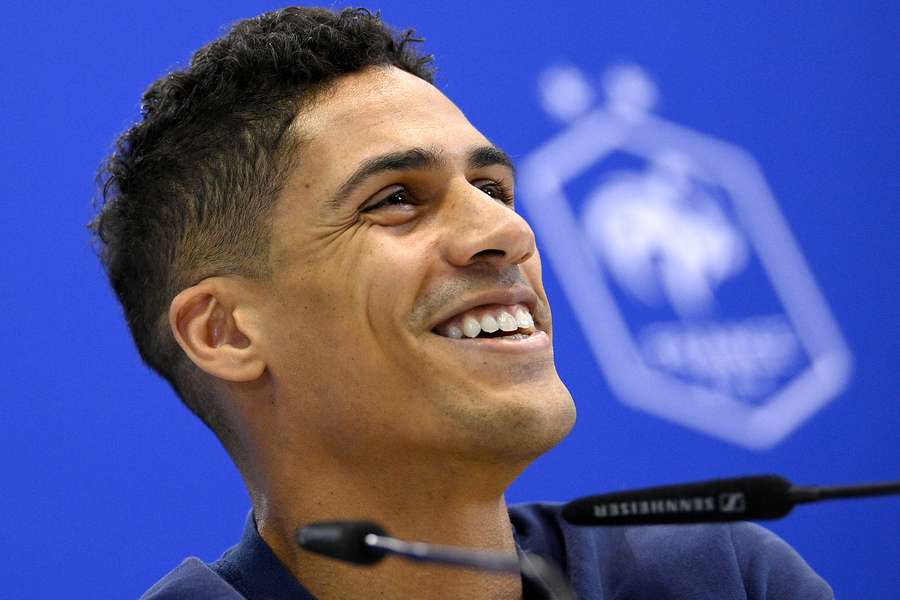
[432,303,537,340]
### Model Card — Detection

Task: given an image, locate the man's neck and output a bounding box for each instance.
[252,454,526,600]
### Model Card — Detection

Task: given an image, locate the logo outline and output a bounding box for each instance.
[519,64,852,449]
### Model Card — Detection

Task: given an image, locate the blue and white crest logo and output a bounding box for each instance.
[519,64,852,449]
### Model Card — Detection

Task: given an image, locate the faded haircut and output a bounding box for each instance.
[90,7,434,454]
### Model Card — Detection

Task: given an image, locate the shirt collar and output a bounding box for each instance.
[212,511,316,600]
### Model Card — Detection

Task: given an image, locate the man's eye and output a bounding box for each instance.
[476,180,515,206]
[361,188,415,212]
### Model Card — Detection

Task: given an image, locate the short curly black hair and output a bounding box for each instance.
[90,7,433,453]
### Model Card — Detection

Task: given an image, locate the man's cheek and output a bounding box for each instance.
[365,278,403,339]
[517,262,544,305]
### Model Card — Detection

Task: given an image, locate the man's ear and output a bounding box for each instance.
[169,278,266,382]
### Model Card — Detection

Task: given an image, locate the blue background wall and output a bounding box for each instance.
[2,2,897,597]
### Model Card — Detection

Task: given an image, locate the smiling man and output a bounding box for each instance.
[92,7,831,600]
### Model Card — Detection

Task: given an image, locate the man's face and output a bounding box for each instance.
[255,67,575,463]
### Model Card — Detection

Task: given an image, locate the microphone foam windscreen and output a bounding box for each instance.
[562,475,794,526]
[296,520,388,565]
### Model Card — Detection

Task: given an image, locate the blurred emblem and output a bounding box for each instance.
[519,64,851,449]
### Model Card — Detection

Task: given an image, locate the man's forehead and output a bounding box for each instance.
[294,67,489,169]
[302,66,449,121]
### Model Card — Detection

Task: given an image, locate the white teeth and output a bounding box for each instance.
[462,315,481,338]
[497,311,518,332]
[440,304,536,339]
[480,314,499,333]
[515,308,533,329]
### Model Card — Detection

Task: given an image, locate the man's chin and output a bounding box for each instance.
[501,380,577,456]
[429,375,577,462]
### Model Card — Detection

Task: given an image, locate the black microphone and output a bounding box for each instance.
[296,520,575,600]
[562,474,900,526]
[296,520,389,565]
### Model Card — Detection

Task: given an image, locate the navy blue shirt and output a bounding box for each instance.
[140,503,832,599]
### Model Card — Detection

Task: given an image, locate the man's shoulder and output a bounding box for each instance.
[139,557,243,600]
[509,502,833,600]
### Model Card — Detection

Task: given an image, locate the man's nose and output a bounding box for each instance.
[441,183,536,269]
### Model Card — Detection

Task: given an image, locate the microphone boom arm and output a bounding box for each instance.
[789,480,900,504]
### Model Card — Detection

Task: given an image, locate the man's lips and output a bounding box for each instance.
[432,329,552,353]
[428,285,543,334]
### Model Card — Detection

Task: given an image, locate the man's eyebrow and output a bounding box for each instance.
[327,144,515,212]
[328,147,441,212]
[467,145,515,175]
